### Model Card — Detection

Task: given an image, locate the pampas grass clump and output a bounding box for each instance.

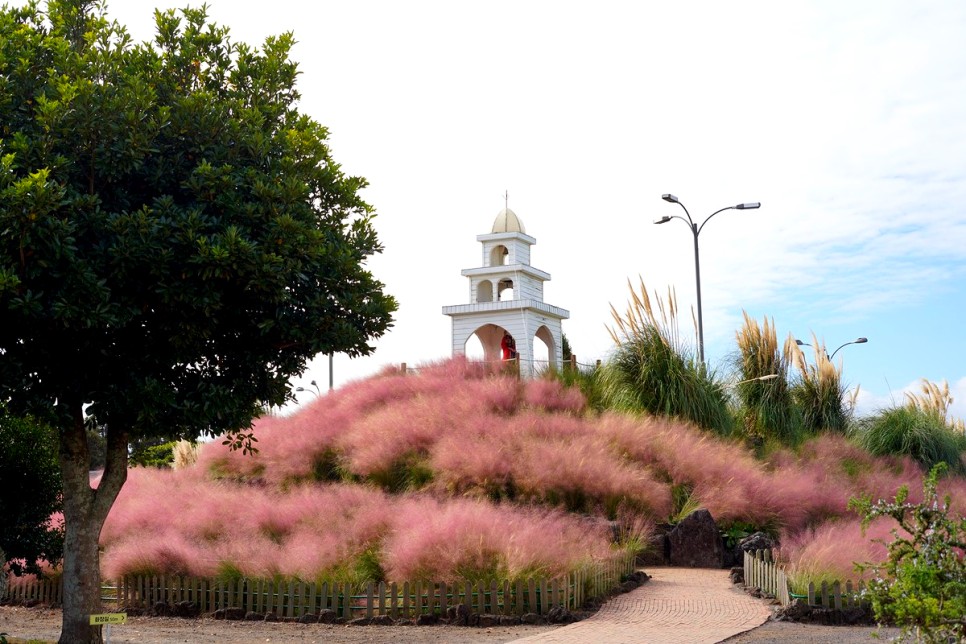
[601,278,733,436]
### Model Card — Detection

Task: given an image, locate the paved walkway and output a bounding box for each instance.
[510,567,771,644]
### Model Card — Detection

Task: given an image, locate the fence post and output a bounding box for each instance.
[401,362,407,374]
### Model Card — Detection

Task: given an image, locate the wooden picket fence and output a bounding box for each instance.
[743,549,867,610]
[2,551,635,619]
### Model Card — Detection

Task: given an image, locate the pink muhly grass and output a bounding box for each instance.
[414,355,491,381]
[780,517,894,591]
[938,475,966,516]
[429,432,515,495]
[101,530,217,579]
[523,378,586,414]
[101,468,195,545]
[510,437,670,516]
[381,497,612,582]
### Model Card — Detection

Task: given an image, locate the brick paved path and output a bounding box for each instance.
[510,567,771,644]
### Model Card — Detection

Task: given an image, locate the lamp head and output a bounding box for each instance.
[855,337,868,344]
[661,193,679,204]
[735,202,761,210]
[653,216,672,225]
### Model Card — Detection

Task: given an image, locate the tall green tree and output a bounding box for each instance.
[0,2,396,641]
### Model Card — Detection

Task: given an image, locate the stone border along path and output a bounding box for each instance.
[509,567,771,644]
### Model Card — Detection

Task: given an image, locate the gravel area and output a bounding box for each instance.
[2,604,906,643]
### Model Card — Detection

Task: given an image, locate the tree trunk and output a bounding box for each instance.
[58,406,127,644]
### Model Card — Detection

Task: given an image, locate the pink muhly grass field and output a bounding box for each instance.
[523,378,586,414]
[94,357,965,589]
[780,517,894,590]
[100,468,621,583]
[381,497,616,582]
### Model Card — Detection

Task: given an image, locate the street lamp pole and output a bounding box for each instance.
[655,194,761,364]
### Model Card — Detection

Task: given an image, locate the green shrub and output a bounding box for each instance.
[851,406,965,475]
[0,408,64,576]
[129,441,179,468]
[732,314,802,444]
[602,280,733,436]
[549,363,606,412]
[789,337,852,434]
[850,464,966,643]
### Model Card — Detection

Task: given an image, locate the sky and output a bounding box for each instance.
[110,0,966,420]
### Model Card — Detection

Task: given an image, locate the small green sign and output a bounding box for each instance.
[89,613,127,625]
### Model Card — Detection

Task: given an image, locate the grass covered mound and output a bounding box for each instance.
[99,357,966,586]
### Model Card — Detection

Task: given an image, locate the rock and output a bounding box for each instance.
[225,607,246,621]
[370,614,394,625]
[173,601,198,618]
[520,612,545,625]
[245,611,263,621]
[668,509,724,568]
[547,605,574,624]
[499,615,521,625]
[263,612,279,622]
[349,617,371,626]
[739,532,777,554]
[479,614,500,627]
[729,566,744,584]
[297,613,317,624]
[619,580,638,593]
[644,532,671,567]
[415,613,438,625]
[775,598,811,622]
[627,570,650,585]
[446,603,470,626]
[317,609,338,624]
[151,601,170,617]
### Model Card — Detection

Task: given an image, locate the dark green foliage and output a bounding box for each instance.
[851,406,966,475]
[311,448,349,483]
[87,426,107,471]
[370,452,434,493]
[0,407,64,576]
[129,440,178,468]
[0,0,396,445]
[850,464,966,642]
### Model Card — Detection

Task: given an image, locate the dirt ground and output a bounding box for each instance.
[1,604,904,644]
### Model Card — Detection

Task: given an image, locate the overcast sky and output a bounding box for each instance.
[111,0,966,420]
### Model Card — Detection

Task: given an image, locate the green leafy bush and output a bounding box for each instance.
[850,464,966,643]
[0,408,64,576]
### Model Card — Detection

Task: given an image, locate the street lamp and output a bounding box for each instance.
[296,380,321,397]
[795,337,868,360]
[655,194,761,364]
[830,337,867,360]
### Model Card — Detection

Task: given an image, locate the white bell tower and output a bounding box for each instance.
[442,208,569,377]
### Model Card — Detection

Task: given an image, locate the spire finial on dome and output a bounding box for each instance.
[492,192,525,234]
